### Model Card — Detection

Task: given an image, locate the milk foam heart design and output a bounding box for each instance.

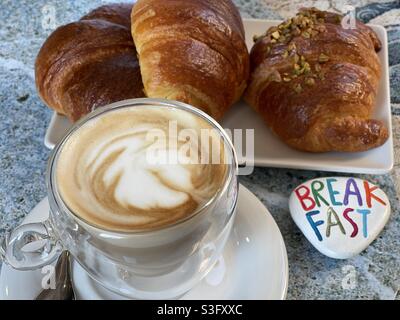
[289,177,391,259]
[56,106,228,232]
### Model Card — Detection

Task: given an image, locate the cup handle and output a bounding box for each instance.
[0,221,63,271]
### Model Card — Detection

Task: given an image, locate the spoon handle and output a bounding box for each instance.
[35,251,75,300]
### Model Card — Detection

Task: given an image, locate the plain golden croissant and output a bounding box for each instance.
[244,8,388,152]
[35,3,144,122]
[131,0,250,120]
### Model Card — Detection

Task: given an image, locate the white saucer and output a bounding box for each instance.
[0,184,288,300]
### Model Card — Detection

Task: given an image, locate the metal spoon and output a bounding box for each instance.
[35,251,75,300]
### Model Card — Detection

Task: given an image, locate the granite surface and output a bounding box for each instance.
[0,0,399,300]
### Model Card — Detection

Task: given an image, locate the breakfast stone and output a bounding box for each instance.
[289,177,391,259]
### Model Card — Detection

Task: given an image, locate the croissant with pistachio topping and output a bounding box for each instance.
[244,8,388,152]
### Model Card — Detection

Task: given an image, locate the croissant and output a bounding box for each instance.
[131,0,249,120]
[35,3,144,122]
[244,8,388,152]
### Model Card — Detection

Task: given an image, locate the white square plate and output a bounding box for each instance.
[44,19,393,174]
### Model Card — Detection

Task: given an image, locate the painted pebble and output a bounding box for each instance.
[289,177,391,259]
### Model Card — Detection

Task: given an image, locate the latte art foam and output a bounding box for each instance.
[56,106,228,232]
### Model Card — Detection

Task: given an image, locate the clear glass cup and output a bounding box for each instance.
[1,98,238,299]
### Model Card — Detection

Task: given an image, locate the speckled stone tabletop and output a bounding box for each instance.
[0,0,399,300]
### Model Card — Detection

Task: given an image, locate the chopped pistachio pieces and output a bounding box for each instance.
[288,43,296,51]
[279,20,292,30]
[266,9,328,47]
[293,69,301,76]
[278,36,287,43]
[252,9,330,46]
[265,10,332,87]
[318,53,330,62]
[271,31,280,39]
[293,83,303,93]
[302,62,311,74]
[305,78,315,86]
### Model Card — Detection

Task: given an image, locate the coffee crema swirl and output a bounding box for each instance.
[56,106,228,232]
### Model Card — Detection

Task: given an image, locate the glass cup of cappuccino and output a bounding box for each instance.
[2,98,238,299]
